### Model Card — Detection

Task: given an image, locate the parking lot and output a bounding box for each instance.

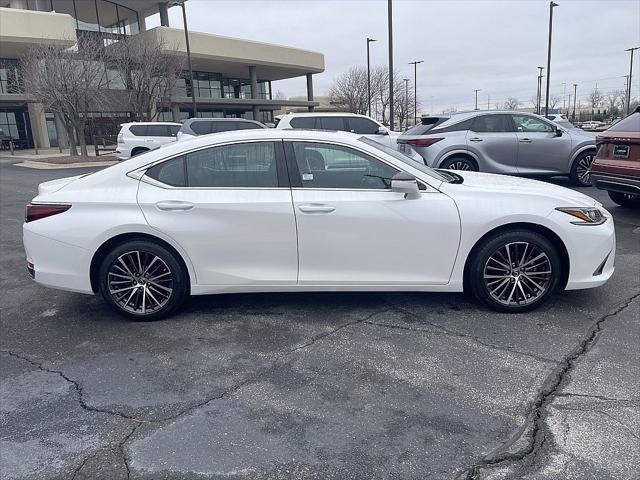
[1,161,638,479]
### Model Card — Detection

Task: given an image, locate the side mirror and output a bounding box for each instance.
[392,172,420,198]
[555,127,563,137]
[377,127,389,135]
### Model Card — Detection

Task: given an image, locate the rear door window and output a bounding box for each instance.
[146,156,186,187]
[471,115,512,133]
[319,117,346,131]
[347,117,380,134]
[190,121,211,135]
[129,125,147,136]
[290,117,318,129]
[147,125,170,137]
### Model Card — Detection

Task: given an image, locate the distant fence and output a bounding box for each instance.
[93,135,118,156]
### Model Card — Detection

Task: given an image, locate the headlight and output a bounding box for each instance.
[556,207,606,225]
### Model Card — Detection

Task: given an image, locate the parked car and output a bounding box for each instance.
[580,121,606,131]
[24,129,614,320]
[397,111,597,186]
[275,112,401,151]
[590,106,640,207]
[116,122,181,160]
[177,118,266,141]
[546,113,578,130]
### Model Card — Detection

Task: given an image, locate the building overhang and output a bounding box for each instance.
[139,26,325,81]
[0,8,77,58]
[168,96,318,108]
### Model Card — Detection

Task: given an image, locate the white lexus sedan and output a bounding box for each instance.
[23,129,615,320]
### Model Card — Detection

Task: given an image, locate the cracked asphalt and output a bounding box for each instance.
[1,161,639,480]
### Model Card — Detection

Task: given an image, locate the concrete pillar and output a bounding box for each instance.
[138,15,147,32]
[27,103,50,149]
[249,66,260,120]
[171,104,181,122]
[54,112,69,148]
[306,73,314,112]
[159,2,170,27]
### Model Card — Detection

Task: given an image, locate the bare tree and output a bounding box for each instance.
[21,35,110,157]
[502,97,521,110]
[274,90,287,100]
[394,79,416,130]
[328,66,368,115]
[589,87,604,108]
[549,95,561,109]
[107,35,183,122]
[604,89,624,117]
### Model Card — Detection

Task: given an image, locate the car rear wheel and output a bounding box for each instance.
[99,240,188,321]
[608,191,640,208]
[468,230,561,312]
[131,147,149,157]
[569,151,595,186]
[440,156,478,171]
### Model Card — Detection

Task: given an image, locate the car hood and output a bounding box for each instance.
[445,171,599,207]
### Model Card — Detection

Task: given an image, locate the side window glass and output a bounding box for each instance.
[292,142,398,190]
[186,142,278,188]
[290,117,317,129]
[147,125,169,137]
[348,117,379,134]
[319,117,346,131]
[471,115,507,133]
[145,156,186,187]
[129,125,147,136]
[169,125,181,136]
[512,115,554,133]
[190,121,211,135]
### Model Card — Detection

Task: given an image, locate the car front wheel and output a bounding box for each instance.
[608,191,640,208]
[99,240,188,321]
[569,151,595,186]
[440,156,478,171]
[468,230,561,312]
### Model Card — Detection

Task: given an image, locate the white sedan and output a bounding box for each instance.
[23,129,615,320]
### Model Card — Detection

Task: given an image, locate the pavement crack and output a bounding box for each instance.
[457,291,640,480]
[556,392,638,403]
[118,423,139,480]
[1,349,148,424]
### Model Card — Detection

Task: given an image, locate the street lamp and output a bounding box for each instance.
[387,0,394,130]
[544,1,559,118]
[537,66,544,114]
[366,37,376,118]
[572,83,577,121]
[403,78,410,130]
[169,1,197,117]
[625,47,639,114]
[474,89,481,110]
[408,60,423,126]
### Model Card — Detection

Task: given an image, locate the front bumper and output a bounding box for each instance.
[591,172,640,195]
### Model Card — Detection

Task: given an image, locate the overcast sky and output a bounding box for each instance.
[152,0,639,114]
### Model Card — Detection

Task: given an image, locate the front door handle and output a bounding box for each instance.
[469,137,483,142]
[519,138,532,143]
[297,204,336,214]
[156,200,194,211]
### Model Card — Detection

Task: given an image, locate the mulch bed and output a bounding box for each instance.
[26,155,117,164]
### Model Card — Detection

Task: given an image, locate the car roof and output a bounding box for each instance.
[182,118,262,123]
[281,112,365,118]
[122,121,181,126]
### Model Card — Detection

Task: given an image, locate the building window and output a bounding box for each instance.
[0,60,19,94]
[74,0,100,32]
[27,0,53,11]
[0,110,32,148]
[97,0,119,34]
[117,4,139,35]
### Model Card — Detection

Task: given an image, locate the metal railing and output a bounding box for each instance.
[93,135,118,156]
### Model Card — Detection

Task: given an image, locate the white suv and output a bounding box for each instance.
[275,112,401,150]
[116,122,181,160]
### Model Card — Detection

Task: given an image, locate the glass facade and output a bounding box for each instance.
[0,110,32,148]
[37,0,141,36]
[178,72,271,101]
[0,59,19,94]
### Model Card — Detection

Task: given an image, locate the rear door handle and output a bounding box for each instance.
[156,200,194,211]
[519,138,532,143]
[469,137,483,142]
[297,204,336,214]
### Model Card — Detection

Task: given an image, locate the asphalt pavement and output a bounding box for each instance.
[1,160,638,480]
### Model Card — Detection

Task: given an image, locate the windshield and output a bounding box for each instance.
[358,137,449,183]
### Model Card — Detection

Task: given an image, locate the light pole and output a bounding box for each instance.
[537,66,544,114]
[562,82,566,112]
[388,0,394,130]
[408,60,423,125]
[487,94,490,110]
[170,1,197,117]
[474,89,481,110]
[625,47,639,114]
[366,37,376,118]
[572,83,577,121]
[544,1,559,118]
[403,78,409,130]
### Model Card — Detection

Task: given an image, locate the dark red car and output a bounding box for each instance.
[590,106,640,207]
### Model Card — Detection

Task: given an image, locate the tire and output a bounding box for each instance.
[440,156,478,171]
[99,240,188,321]
[467,230,561,313]
[131,147,149,157]
[569,150,595,186]
[608,190,640,208]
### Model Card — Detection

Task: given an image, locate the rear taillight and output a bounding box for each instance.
[595,135,607,146]
[401,137,444,147]
[25,204,71,223]
[117,133,124,144]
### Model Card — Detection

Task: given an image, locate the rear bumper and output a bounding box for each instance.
[115,146,131,160]
[591,172,640,195]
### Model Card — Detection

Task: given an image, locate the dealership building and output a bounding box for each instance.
[0,0,324,148]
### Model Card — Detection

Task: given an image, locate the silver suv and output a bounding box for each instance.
[398,111,597,186]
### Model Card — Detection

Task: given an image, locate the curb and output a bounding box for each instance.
[13,160,117,170]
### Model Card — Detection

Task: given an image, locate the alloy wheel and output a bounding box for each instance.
[447,160,472,171]
[575,154,593,185]
[107,251,174,314]
[483,242,553,306]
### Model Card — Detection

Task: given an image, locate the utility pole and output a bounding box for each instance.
[171,1,197,117]
[567,93,571,116]
[562,82,566,112]
[388,0,394,130]
[487,94,490,110]
[625,47,639,114]
[403,78,410,130]
[544,1,559,118]
[537,66,544,114]
[474,89,481,110]
[366,37,376,118]
[409,60,423,126]
[572,83,577,121]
